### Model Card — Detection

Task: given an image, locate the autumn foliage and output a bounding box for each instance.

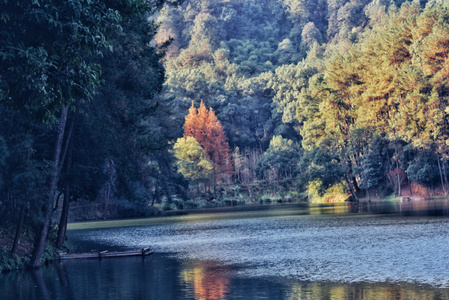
[184,101,232,178]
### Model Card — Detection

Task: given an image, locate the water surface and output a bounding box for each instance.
[2,201,449,299]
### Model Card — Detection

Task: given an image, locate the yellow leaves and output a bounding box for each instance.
[412,10,436,40]
[305,3,449,152]
[172,136,213,181]
[307,180,348,203]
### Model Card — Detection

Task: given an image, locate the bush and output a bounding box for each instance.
[0,247,26,272]
[307,180,348,203]
[162,202,177,211]
[259,194,272,204]
[41,243,59,265]
[143,206,160,216]
[183,200,200,209]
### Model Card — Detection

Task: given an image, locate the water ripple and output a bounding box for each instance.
[71,214,449,288]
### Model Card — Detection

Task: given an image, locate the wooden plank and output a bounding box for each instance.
[59,248,153,260]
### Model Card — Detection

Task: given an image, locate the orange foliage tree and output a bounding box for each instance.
[184,101,232,182]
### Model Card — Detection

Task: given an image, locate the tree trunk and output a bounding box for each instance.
[352,176,360,194]
[395,158,401,196]
[29,106,68,268]
[429,176,435,196]
[345,171,358,201]
[56,184,70,249]
[437,153,447,195]
[151,188,157,207]
[161,178,172,204]
[344,160,358,201]
[197,181,200,199]
[213,176,217,199]
[11,205,26,255]
[56,140,73,249]
[156,153,174,203]
[443,160,449,191]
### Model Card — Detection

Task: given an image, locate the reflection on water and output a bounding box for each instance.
[2,200,449,300]
[180,261,230,300]
[67,200,449,231]
[285,281,449,300]
[307,199,449,216]
[2,254,449,300]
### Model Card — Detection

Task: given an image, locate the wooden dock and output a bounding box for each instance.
[59,247,152,260]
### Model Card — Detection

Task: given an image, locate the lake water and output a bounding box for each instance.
[2,201,449,299]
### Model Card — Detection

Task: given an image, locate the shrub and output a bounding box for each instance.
[0,247,26,272]
[183,200,200,209]
[307,180,348,203]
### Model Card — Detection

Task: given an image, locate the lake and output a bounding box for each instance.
[2,201,449,299]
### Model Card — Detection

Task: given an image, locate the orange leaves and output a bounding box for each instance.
[183,101,232,176]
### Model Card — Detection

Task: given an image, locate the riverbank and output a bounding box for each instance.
[0,229,65,273]
[0,237,29,272]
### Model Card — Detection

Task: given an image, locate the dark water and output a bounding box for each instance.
[2,201,449,300]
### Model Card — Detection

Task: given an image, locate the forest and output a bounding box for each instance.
[1,0,449,268]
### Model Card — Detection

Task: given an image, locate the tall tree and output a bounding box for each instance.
[0,0,120,268]
[0,0,176,267]
[184,101,232,181]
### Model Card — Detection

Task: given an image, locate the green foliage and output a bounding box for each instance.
[172,136,214,181]
[360,142,387,191]
[0,247,26,272]
[180,200,201,209]
[0,0,124,122]
[299,144,345,195]
[41,243,59,266]
[406,148,439,185]
[307,180,348,203]
[225,39,277,75]
[5,0,449,257]
[257,136,300,178]
[268,61,319,126]
[0,0,178,266]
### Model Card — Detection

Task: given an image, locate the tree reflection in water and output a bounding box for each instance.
[286,281,449,300]
[180,261,230,300]
[3,203,449,300]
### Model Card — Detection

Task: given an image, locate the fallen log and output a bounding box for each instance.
[59,247,152,260]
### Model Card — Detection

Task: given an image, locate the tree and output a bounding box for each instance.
[0,0,120,121]
[257,135,300,179]
[172,136,214,197]
[360,138,388,200]
[406,147,440,197]
[184,101,232,182]
[298,142,345,197]
[0,0,175,268]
